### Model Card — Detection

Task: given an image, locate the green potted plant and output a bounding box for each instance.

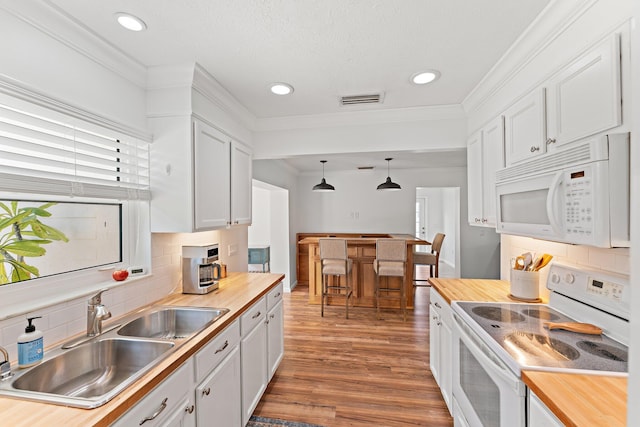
[0,201,69,285]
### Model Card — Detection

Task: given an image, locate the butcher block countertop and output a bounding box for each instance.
[428,278,626,427]
[523,371,627,427]
[0,272,284,427]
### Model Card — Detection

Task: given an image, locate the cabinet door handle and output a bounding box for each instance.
[434,302,442,309]
[546,138,556,145]
[214,340,229,354]
[202,387,211,396]
[270,313,275,319]
[437,321,442,326]
[530,146,540,152]
[274,292,281,298]
[252,311,262,319]
[482,218,488,223]
[432,315,438,320]
[475,218,481,223]
[185,404,195,414]
[139,397,168,425]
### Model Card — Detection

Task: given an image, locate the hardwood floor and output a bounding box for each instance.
[252,282,453,427]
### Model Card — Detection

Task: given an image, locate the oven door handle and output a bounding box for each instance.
[454,314,524,394]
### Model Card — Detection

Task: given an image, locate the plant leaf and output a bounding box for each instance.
[19,207,52,218]
[3,241,48,257]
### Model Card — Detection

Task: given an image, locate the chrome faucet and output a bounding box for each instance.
[0,346,11,381]
[87,290,111,337]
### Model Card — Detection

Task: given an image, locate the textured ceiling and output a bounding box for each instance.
[48,0,551,119]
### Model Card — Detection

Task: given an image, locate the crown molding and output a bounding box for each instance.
[253,104,466,132]
[0,0,147,88]
[462,0,599,115]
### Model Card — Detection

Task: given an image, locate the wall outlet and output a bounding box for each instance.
[228,244,238,256]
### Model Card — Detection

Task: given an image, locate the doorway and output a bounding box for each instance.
[249,179,291,290]
[415,187,460,278]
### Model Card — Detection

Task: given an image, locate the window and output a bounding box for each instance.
[0,86,151,316]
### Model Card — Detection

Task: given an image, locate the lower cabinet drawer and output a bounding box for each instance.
[240,297,267,335]
[112,359,194,427]
[194,319,240,383]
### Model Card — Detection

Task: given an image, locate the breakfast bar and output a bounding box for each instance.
[297,233,428,309]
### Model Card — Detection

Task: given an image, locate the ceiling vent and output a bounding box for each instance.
[340,93,384,106]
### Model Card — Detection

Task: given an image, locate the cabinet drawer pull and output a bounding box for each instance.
[530,146,540,152]
[202,387,211,396]
[185,404,195,414]
[274,292,281,298]
[139,397,168,425]
[214,340,229,354]
[434,302,442,309]
[252,311,262,319]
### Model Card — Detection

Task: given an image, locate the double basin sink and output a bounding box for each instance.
[0,306,229,408]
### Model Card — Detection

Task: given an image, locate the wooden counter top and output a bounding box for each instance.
[298,233,428,245]
[0,272,284,427]
[427,277,538,304]
[523,370,627,427]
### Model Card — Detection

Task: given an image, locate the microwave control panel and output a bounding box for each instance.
[563,167,594,240]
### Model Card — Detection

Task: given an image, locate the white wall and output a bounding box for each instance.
[249,187,272,245]
[416,187,459,273]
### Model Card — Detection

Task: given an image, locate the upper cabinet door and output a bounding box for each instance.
[466,130,484,226]
[504,88,547,166]
[546,33,621,149]
[194,119,231,230]
[230,140,252,225]
[481,116,505,226]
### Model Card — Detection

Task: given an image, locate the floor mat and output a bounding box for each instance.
[247,416,325,427]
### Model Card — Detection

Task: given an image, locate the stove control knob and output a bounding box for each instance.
[565,273,575,284]
[551,273,561,284]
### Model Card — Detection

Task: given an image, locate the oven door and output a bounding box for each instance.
[452,313,526,427]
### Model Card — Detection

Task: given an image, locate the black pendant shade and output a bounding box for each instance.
[377,158,401,191]
[313,160,335,192]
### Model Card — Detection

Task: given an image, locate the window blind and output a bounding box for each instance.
[0,100,150,200]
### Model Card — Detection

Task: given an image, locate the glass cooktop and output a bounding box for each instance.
[452,301,628,375]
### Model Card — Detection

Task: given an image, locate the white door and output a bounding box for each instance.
[415,196,429,252]
[196,346,242,427]
[504,88,547,166]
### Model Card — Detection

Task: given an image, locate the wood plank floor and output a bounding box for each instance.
[252,282,453,427]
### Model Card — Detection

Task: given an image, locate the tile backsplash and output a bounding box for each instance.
[501,234,630,300]
[0,231,219,363]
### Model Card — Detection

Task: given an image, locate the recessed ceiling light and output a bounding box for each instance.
[270,83,294,95]
[115,12,147,32]
[411,70,441,85]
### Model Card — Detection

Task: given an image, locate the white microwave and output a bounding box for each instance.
[495,133,629,248]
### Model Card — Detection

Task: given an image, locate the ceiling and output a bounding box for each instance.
[45,0,551,172]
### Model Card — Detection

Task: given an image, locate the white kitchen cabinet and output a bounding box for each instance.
[546,33,622,149]
[429,287,452,414]
[528,391,563,427]
[504,88,547,166]
[194,319,242,427]
[240,297,269,426]
[266,283,284,380]
[196,346,242,427]
[230,140,252,226]
[150,116,252,232]
[112,359,195,427]
[467,116,504,227]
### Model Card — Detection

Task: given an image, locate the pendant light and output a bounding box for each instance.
[377,158,401,191]
[312,160,335,192]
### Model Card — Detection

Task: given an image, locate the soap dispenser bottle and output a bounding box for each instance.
[18,316,43,368]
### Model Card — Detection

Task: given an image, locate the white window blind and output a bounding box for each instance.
[0,97,150,200]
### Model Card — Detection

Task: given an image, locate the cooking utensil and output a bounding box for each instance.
[534,254,553,271]
[527,254,543,271]
[543,322,602,335]
[522,252,533,270]
[514,256,526,270]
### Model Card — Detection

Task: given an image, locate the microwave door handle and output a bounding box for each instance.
[546,172,564,234]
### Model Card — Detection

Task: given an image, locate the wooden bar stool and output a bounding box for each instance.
[374,238,407,321]
[319,238,353,319]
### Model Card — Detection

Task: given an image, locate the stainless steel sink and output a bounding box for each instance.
[117,306,229,339]
[1,338,173,408]
[0,305,230,408]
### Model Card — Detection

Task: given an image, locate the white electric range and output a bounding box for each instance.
[450,263,629,427]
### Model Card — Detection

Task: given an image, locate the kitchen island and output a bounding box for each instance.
[297,233,428,309]
[0,272,284,427]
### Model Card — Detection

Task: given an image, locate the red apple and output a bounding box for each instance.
[112,269,129,281]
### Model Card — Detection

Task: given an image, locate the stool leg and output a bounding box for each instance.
[321,272,325,317]
[345,273,349,320]
[401,276,406,322]
[375,271,380,319]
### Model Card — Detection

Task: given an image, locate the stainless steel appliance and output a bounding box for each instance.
[182,243,220,294]
[451,263,629,427]
[495,133,630,248]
